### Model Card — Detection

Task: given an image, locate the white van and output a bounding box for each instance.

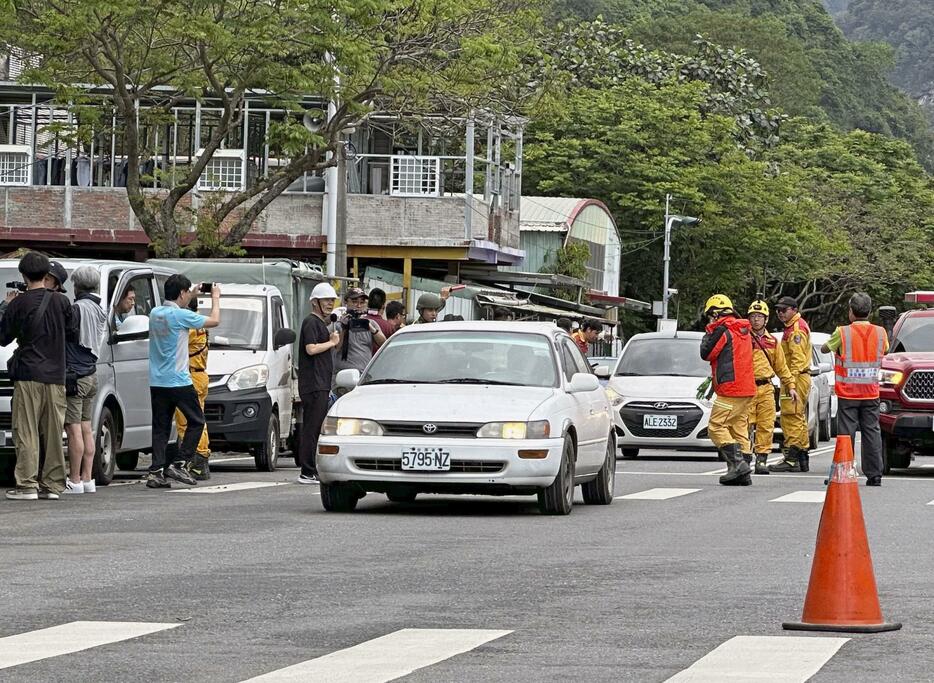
[0,259,177,485]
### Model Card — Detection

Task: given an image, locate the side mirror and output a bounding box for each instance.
[593,364,610,379]
[568,372,600,393]
[818,362,832,374]
[335,368,361,390]
[274,327,296,350]
[111,314,149,343]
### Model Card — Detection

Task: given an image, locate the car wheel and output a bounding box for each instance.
[93,406,119,486]
[253,415,280,472]
[620,447,639,459]
[320,482,360,512]
[809,413,819,450]
[538,436,575,515]
[819,410,832,442]
[387,489,418,503]
[582,435,615,505]
[882,435,910,474]
[289,406,302,468]
[116,452,139,472]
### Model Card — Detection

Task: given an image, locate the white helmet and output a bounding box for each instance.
[310,282,338,301]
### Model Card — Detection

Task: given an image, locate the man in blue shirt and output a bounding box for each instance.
[147,274,221,488]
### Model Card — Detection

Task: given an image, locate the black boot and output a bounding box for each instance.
[769,446,801,472]
[754,454,770,475]
[719,444,752,486]
[187,455,211,481]
[798,449,810,473]
[742,453,752,466]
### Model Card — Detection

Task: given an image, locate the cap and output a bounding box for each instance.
[776,296,798,310]
[344,286,367,301]
[48,261,68,292]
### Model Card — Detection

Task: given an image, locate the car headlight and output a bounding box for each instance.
[878,369,904,386]
[321,417,384,436]
[226,364,268,391]
[604,387,625,407]
[477,420,550,439]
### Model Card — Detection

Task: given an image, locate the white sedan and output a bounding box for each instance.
[316,322,616,515]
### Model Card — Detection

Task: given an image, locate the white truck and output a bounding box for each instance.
[148,259,324,471]
[0,258,178,485]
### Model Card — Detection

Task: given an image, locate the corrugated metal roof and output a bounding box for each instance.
[519,220,567,233]
[520,196,587,225]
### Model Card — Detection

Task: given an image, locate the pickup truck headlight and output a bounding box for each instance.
[878,369,904,386]
[477,420,550,439]
[227,364,269,392]
[321,417,384,436]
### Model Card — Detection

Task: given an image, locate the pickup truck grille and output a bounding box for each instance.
[903,370,934,401]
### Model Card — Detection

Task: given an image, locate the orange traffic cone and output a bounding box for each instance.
[783,435,901,633]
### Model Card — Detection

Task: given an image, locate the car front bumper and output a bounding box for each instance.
[204,386,273,448]
[880,411,934,442]
[317,436,563,491]
[614,400,714,449]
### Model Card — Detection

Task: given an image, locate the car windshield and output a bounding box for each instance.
[361,330,558,387]
[199,296,267,350]
[615,338,708,377]
[892,316,934,353]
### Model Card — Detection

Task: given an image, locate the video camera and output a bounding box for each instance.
[5,281,26,293]
[342,308,372,331]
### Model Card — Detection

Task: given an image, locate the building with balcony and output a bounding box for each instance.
[0,63,524,281]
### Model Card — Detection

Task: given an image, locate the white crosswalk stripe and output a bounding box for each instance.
[241,628,511,683]
[770,490,826,503]
[169,482,291,494]
[665,635,849,682]
[615,488,700,500]
[0,621,180,670]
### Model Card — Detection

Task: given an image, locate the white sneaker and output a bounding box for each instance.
[6,489,39,500]
[296,473,318,485]
[82,479,96,493]
[64,480,84,494]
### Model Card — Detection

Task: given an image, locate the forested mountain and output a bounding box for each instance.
[551,0,934,168]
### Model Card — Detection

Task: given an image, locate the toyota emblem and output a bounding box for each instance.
[422,423,438,434]
[653,402,669,410]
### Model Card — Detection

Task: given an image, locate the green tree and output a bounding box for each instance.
[3,0,536,255]
[540,242,591,302]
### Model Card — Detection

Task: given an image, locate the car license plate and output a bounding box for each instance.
[643,414,677,429]
[401,447,451,471]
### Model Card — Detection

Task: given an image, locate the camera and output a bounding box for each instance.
[199,282,213,294]
[5,281,26,292]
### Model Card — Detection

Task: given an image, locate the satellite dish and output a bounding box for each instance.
[302,108,326,132]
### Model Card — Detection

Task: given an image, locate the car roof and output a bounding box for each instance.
[195,283,281,297]
[627,331,704,340]
[394,321,560,336]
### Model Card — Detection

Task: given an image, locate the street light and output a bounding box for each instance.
[661,194,700,321]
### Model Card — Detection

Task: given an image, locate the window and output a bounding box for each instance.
[196,149,245,191]
[0,144,31,186]
[272,297,285,335]
[155,274,170,304]
[560,339,591,382]
[113,275,155,322]
[390,155,440,197]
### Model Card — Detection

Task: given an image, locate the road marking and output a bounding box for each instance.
[615,488,700,500]
[241,628,511,682]
[169,482,292,494]
[702,454,784,476]
[0,621,180,670]
[665,635,848,682]
[212,456,257,463]
[614,470,933,482]
[770,490,826,503]
[927,499,934,506]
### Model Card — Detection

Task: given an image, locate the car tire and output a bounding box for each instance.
[809,412,819,450]
[253,415,280,472]
[620,447,639,459]
[93,406,119,486]
[538,436,575,515]
[387,490,418,503]
[320,482,360,512]
[882,435,910,474]
[289,406,302,468]
[582,435,615,505]
[819,410,832,442]
[116,452,139,472]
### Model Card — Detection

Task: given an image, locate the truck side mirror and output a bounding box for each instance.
[878,306,898,343]
[273,327,296,350]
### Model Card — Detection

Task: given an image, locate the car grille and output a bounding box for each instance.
[353,458,504,473]
[0,371,12,398]
[378,421,483,438]
[204,404,224,422]
[0,412,10,430]
[903,370,934,401]
[620,402,703,438]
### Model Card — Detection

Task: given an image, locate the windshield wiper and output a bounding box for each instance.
[363,378,430,385]
[614,372,640,376]
[436,378,524,386]
[210,343,259,351]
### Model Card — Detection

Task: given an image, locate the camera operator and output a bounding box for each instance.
[1,252,78,501]
[333,287,386,385]
[0,282,25,324]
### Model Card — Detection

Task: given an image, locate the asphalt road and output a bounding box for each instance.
[2,443,933,682]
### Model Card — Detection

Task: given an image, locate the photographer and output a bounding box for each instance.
[332,287,386,384]
[1,252,78,501]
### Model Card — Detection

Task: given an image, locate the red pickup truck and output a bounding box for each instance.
[878,294,934,472]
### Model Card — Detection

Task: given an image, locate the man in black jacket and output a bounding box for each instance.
[0,252,78,500]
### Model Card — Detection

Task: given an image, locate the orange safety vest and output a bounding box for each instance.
[834,323,886,400]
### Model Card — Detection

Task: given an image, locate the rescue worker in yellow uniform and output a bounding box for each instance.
[700,295,756,486]
[771,296,811,472]
[177,296,211,480]
[746,300,798,475]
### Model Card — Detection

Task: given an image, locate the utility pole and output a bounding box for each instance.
[335,143,347,277]
[662,193,672,320]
